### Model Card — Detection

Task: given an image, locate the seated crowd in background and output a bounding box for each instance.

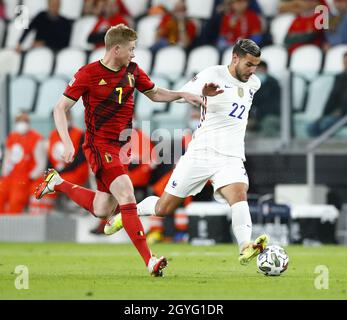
[308,51,347,136]
[87,0,132,49]
[0,0,344,56]
[15,0,72,53]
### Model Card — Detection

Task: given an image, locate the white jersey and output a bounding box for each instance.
[181,65,261,161]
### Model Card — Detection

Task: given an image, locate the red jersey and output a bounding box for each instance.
[64,60,155,147]
[220,10,262,44]
[5,129,43,179]
[286,13,325,54]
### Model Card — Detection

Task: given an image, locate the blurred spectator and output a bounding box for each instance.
[248,61,281,137]
[87,0,130,49]
[324,0,347,49]
[150,0,197,54]
[29,111,89,215]
[283,0,325,54]
[308,52,347,136]
[199,0,262,46]
[83,0,129,16]
[16,0,72,53]
[217,0,263,52]
[0,0,6,19]
[0,112,46,214]
[147,3,167,16]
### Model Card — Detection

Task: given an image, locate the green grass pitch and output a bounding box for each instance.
[0,242,346,300]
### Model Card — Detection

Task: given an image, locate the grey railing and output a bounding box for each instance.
[306,114,347,203]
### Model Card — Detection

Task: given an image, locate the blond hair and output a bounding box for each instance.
[104,24,137,51]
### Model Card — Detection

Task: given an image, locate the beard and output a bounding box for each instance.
[235,65,248,83]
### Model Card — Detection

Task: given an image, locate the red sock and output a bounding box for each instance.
[120,203,152,265]
[55,181,95,216]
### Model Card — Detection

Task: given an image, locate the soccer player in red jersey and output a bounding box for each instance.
[35,24,205,277]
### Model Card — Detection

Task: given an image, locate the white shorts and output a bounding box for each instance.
[164,150,249,203]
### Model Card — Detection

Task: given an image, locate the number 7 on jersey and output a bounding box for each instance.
[115,87,123,104]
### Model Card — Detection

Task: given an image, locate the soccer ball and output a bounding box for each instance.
[256,245,289,276]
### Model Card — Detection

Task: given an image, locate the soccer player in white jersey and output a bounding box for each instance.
[106,39,269,265]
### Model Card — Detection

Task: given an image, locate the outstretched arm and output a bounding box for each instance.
[144,87,204,106]
[53,96,76,163]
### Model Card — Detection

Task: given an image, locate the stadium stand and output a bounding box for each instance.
[0,18,4,47]
[323,44,347,74]
[135,76,170,122]
[136,15,161,48]
[88,47,105,63]
[5,20,36,50]
[261,45,288,80]
[152,45,186,81]
[122,0,149,18]
[70,97,85,129]
[152,76,191,132]
[270,13,295,45]
[21,47,54,80]
[289,44,323,80]
[294,75,335,137]
[257,0,280,17]
[30,76,68,134]
[185,45,219,77]
[9,75,38,117]
[132,47,153,74]
[59,0,84,20]
[0,0,346,142]
[291,75,307,112]
[0,49,21,75]
[151,0,177,11]
[69,15,98,50]
[186,0,214,20]
[22,0,47,18]
[221,46,233,65]
[54,48,87,78]
[4,0,19,20]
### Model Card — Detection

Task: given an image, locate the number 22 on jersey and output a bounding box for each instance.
[229,102,246,120]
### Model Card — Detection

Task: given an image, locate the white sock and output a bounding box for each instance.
[230,201,252,253]
[137,196,159,216]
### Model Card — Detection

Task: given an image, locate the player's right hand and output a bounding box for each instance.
[62,143,75,163]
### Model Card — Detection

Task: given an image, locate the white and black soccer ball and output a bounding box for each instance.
[256,245,289,276]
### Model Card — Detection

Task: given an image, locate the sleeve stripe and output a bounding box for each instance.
[63,93,78,102]
[141,84,156,94]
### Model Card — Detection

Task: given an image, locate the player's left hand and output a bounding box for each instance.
[202,83,224,97]
[181,92,205,107]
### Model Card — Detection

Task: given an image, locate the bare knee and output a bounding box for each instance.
[93,200,115,219]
